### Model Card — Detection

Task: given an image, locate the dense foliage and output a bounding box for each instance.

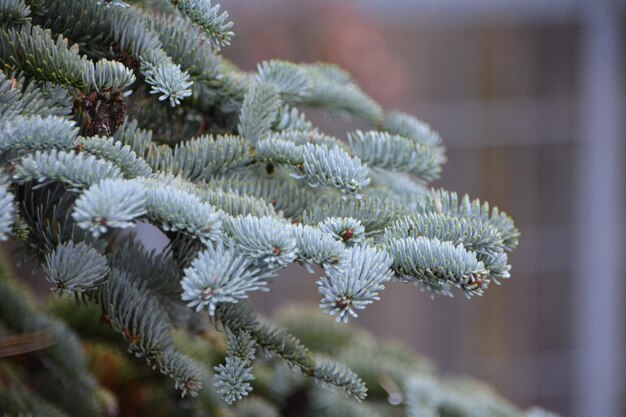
[0,1,554,416]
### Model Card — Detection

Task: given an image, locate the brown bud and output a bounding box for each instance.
[123,327,141,344]
[336,298,350,310]
[340,229,354,241]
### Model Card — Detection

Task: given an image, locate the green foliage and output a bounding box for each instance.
[0,1,546,416]
[43,241,109,295]
[0,26,134,93]
[171,0,233,49]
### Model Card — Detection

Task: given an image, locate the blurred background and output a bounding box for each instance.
[222,0,626,416]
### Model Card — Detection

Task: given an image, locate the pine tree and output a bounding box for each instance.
[0,0,555,416]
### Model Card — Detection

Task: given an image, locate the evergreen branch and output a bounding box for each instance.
[156,350,203,397]
[254,138,304,166]
[318,217,366,247]
[213,357,254,404]
[303,195,406,234]
[248,140,374,215]
[0,26,134,93]
[383,212,504,257]
[212,173,314,218]
[171,0,234,49]
[13,150,123,189]
[0,115,78,156]
[212,329,258,404]
[93,268,203,395]
[224,214,298,268]
[226,330,256,363]
[151,134,250,181]
[384,111,443,147]
[384,212,511,280]
[0,0,30,25]
[481,250,511,282]
[256,60,311,103]
[43,241,108,295]
[150,13,221,83]
[414,189,520,252]
[215,302,317,375]
[313,361,367,401]
[98,0,130,7]
[302,64,383,125]
[348,130,442,181]
[302,62,352,84]
[0,72,71,118]
[488,208,520,253]
[293,224,345,270]
[238,82,281,144]
[108,235,180,298]
[95,267,173,358]
[0,177,15,240]
[113,118,153,157]
[197,187,277,218]
[271,129,348,150]
[318,245,393,322]
[72,179,146,237]
[142,181,224,244]
[81,57,136,95]
[144,61,193,106]
[302,144,370,196]
[385,236,488,297]
[33,0,191,106]
[0,1,530,413]
[253,322,318,374]
[96,269,200,395]
[215,303,370,402]
[77,136,153,178]
[181,242,273,315]
[16,182,94,256]
[273,105,313,132]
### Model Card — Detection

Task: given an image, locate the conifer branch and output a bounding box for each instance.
[0,176,15,240]
[13,150,123,189]
[0,26,134,93]
[0,115,78,156]
[318,245,393,322]
[349,130,442,182]
[43,240,109,295]
[171,0,234,50]
[181,243,272,315]
[0,72,71,118]
[0,0,30,26]
[72,179,146,237]
[0,0,533,413]
[238,82,281,144]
